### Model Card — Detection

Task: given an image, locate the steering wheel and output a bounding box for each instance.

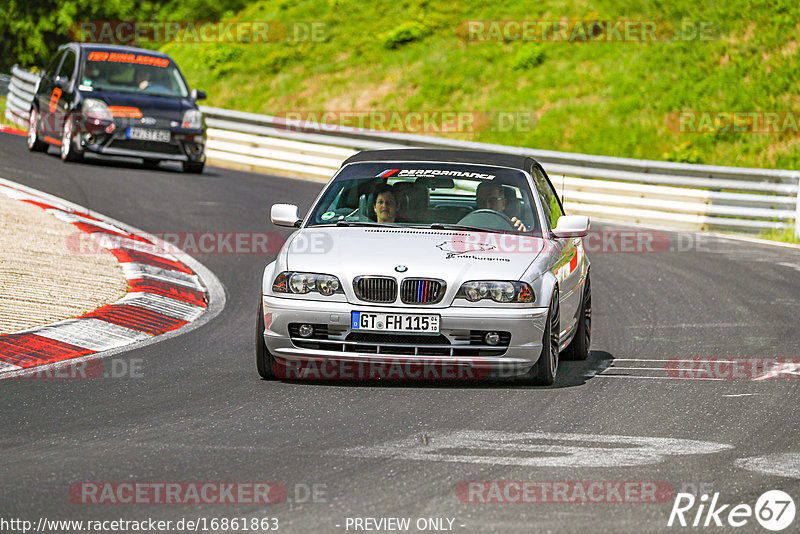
[457,209,515,230]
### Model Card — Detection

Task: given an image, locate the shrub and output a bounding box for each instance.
[381,21,429,49]
[662,141,704,164]
[512,43,546,70]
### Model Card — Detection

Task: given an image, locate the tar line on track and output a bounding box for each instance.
[0,177,226,378]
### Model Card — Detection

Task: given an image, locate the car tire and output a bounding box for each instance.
[27,109,48,152]
[256,300,277,380]
[521,290,560,385]
[183,161,205,174]
[562,275,591,361]
[60,115,83,162]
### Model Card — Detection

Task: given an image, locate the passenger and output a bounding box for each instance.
[475,182,528,231]
[83,64,102,85]
[373,184,399,223]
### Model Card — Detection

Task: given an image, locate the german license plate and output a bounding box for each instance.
[351,312,440,333]
[126,127,171,143]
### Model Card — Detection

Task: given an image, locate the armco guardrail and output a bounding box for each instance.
[5,66,799,237]
[201,106,800,236]
[4,65,39,128]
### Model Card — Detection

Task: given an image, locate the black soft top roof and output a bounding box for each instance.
[342,149,539,173]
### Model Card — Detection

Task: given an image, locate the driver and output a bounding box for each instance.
[134,68,151,90]
[475,182,527,231]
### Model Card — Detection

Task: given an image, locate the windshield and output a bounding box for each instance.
[307,162,541,234]
[80,51,189,98]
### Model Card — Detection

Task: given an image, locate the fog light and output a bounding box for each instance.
[298,324,314,338]
[485,332,500,346]
[84,133,95,145]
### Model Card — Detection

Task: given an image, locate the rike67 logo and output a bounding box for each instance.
[668,490,795,531]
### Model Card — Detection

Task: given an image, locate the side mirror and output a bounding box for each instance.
[551,215,590,238]
[271,204,302,227]
[191,89,207,101]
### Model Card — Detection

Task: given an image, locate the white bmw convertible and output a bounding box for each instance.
[257,149,591,384]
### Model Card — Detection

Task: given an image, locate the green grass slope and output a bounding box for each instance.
[161,0,800,169]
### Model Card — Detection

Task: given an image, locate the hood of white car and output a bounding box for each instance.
[285,227,544,284]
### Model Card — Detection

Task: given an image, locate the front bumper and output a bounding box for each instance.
[76,118,205,162]
[261,295,548,378]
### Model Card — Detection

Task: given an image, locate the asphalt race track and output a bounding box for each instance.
[1,132,799,533]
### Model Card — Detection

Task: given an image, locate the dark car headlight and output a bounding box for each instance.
[82,99,113,122]
[273,271,342,296]
[456,281,534,303]
[182,109,203,129]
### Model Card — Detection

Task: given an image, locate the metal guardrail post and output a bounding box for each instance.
[0,74,10,96]
[795,178,800,240]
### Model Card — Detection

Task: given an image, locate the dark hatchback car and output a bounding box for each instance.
[27,43,207,173]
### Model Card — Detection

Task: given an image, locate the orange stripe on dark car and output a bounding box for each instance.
[108,106,143,118]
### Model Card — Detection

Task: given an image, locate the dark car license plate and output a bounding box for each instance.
[126,128,171,143]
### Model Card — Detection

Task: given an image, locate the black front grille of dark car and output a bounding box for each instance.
[354,276,397,303]
[108,138,182,154]
[400,279,445,304]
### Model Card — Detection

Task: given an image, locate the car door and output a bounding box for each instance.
[50,49,78,136]
[533,167,584,343]
[37,49,65,136]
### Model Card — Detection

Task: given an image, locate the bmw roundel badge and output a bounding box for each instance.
[395,265,408,272]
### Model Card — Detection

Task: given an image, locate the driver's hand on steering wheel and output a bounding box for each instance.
[511,217,528,232]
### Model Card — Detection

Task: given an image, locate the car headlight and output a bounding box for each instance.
[182,109,203,129]
[82,99,112,122]
[456,281,534,303]
[273,271,342,296]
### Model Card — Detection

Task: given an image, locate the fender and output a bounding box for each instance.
[537,271,559,308]
[261,261,278,297]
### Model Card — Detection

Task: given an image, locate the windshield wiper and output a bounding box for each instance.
[309,221,403,228]
[426,223,489,232]
[425,223,540,235]
[340,221,406,228]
